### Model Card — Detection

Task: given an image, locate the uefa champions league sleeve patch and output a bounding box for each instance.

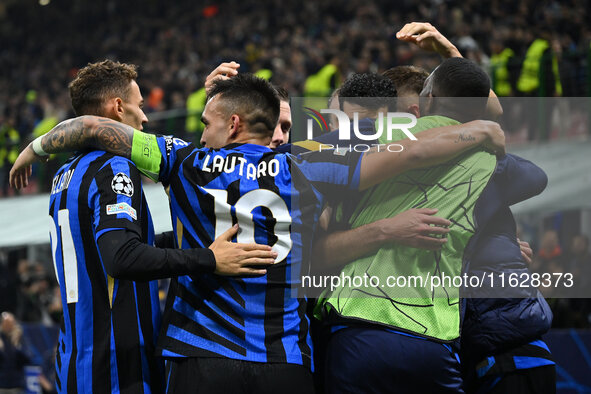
[111,172,134,197]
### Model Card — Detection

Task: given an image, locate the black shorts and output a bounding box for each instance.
[165,357,315,394]
[324,327,463,394]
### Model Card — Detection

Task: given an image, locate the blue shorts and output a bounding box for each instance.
[324,326,463,394]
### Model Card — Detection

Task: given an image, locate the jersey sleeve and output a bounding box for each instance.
[496,153,548,206]
[92,158,145,241]
[130,129,191,184]
[294,149,363,195]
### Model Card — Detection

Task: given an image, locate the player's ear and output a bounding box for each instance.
[407,103,420,118]
[104,97,124,122]
[229,114,240,138]
[113,97,125,121]
[102,98,122,121]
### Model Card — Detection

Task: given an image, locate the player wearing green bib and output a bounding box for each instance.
[318,112,495,341]
[316,58,496,393]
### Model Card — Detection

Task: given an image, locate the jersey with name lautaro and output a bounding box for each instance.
[49,151,163,394]
[131,132,362,368]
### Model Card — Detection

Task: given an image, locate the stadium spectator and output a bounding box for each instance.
[545,234,591,329]
[0,117,21,197]
[535,229,564,273]
[566,234,591,277]
[0,252,19,316]
[566,234,591,300]
[14,260,57,325]
[0,312,30,393]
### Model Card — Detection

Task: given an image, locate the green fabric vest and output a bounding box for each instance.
[33,116,59,138]
[185,87,207,133]
[517,39,562,96]
[315,115,497,341]
[304,64,339,97]
[491,48,514,97]
[0,125,20,165]
[255,69,273,81]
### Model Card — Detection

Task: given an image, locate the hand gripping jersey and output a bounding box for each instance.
[49,151,163,393]
[131,132,362,369]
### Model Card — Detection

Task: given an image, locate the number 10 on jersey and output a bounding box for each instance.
[204,188,292,263]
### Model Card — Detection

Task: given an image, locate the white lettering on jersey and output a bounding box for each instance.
[202,154,281,179]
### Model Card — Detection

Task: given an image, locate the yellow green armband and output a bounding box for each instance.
[131,129,161,182]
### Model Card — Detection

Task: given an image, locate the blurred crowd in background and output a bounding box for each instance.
[532,231,591,327]
[1,0,591,195]
[0,255,61,325]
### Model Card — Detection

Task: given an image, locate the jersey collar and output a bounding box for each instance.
[222,143,272,153]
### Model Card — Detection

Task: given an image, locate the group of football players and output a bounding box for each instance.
[9,23,554,394]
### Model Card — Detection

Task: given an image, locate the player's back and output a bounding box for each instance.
[157,142,312,367]
[154,140,361,369]
[49,151,164,393]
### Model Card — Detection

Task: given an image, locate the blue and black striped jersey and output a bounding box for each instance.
[131,134,362,369]
[475,340,555,379]
[48,151,164,393]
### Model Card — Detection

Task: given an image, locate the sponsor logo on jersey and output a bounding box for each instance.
[106,202,137,220]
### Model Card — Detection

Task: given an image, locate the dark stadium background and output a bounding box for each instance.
[1,0,591,392]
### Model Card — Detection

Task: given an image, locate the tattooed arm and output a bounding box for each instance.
[358,119,505,190]
[10,116,135,189]
[42,116,134,157]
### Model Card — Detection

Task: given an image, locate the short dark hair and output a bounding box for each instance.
[382,66,429,96]
[431,58,490,98]
[208,73,280,138]
[274,85,289,102]
[338,73,397,111]
[69,60,138,116]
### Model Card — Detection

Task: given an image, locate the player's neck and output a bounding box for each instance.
[229,134,271,147]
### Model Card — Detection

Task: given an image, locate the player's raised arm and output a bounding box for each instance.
[396,21,503,119]
[43,116,135,156]
[10,115,135,189]
[396,22,462,59]
[358,119,505,190]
